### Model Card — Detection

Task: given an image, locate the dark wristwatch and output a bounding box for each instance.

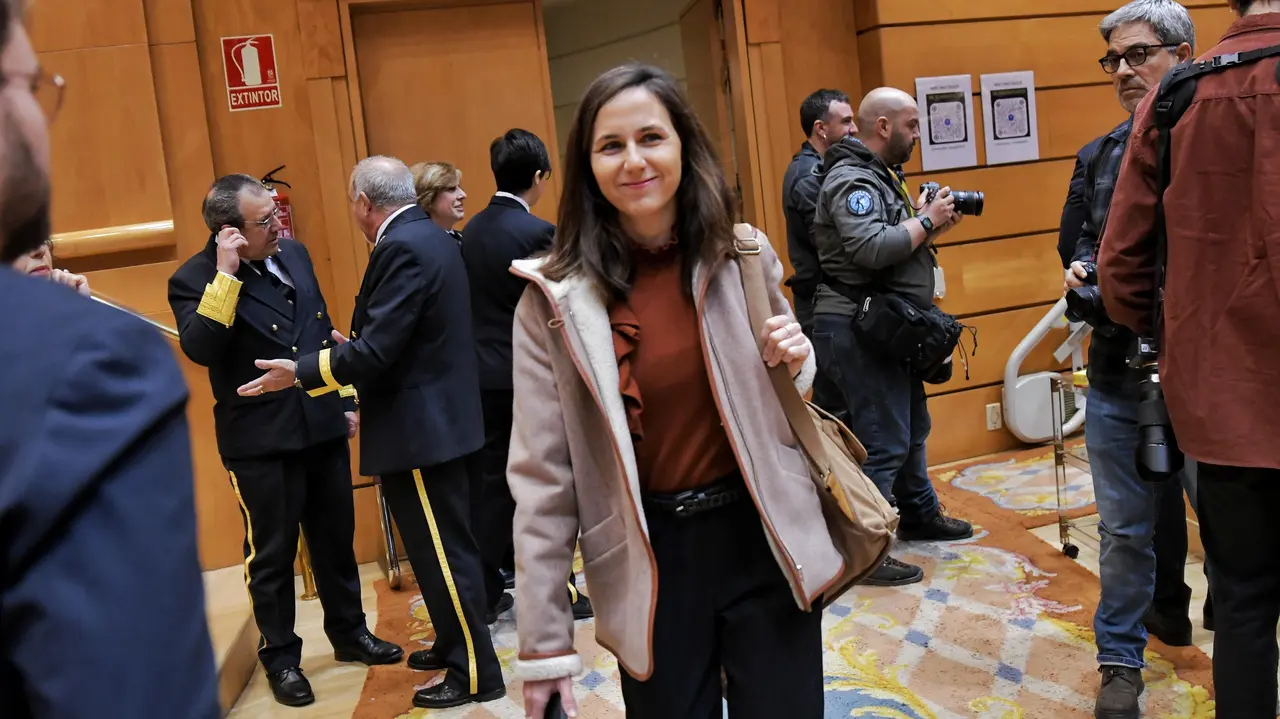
[920,216,936,234]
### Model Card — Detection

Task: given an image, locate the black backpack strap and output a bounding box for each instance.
[1147,44,1280,342]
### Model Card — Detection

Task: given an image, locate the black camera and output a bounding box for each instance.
[920,182,985,217]
[1064,262,1123,338]
[1132,337,1184,483]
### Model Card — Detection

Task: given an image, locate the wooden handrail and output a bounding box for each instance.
[90,290,180,341]
[52,220,175,259]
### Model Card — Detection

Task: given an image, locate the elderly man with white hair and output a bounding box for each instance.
[240,156,504,709]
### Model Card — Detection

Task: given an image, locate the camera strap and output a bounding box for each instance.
[1150,44,1280,343]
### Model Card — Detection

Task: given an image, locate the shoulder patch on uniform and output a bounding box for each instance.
[847,189,875,216]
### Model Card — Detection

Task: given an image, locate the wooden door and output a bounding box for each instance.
[350,2,561,228]
[679,0,763,226]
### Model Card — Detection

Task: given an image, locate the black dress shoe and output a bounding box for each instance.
[407,648,444,671]
[267,667,315,707]
[861,556,924,586]
[333,630,405,665]
[898,511,974,542]
[413,682,506,709]
[484,592,515,624]
[571,590,594,620]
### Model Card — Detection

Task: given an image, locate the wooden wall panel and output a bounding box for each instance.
[924,303,1071,396]
[306,78,361,339]
[351,2,562,227]
[681,0,737,189]
[777,0,861,133]
[151,43,217,259]
[743,0,781,43]
[927,384,1022,465]
[193,0,338,302]
[298,0,346,78]
[855,0,1228,31]
[42,44,172,235]
[862,8,1236,92]
[747,43,791,271]
[142,0,197,44]
[28,0,148,53]
[936,233,1063,317]
[721,0,764,226]
[85,261,178,314]
[907,160,1074,246]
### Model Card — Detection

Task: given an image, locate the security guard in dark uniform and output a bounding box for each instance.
[810,88,974,588]
[239,156,504,710]
[169,175,403,708]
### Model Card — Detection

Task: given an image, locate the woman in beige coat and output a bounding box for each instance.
[509,64,844,719]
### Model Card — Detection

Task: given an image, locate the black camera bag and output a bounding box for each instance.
[825,278,971,380]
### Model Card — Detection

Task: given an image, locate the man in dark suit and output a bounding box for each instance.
[461,129,592,623]
[169,175,403,707]
[0,3,219,716]
[240,156,504,710]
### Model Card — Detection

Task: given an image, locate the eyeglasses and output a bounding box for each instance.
[1098,44,1179,74]
[250,208,281,228]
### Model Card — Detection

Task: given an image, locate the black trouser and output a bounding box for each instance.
[381,458,503,695]
[796,294,850,427]
[1196,462,1280,718]
[619,475,823,718]
[468,388,517,612]
[224,437,366,674]
[1152,473,1193,616]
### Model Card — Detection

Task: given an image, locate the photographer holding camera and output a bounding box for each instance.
[1100,1,1280,714]
[1061,3,1207,717]
[810,87,975,588]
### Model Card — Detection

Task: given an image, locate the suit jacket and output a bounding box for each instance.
[169,237,355,461]
[1058,135,1104,269]
[297,206,484,475]
[0,271,218,719]
[461,195,555,390]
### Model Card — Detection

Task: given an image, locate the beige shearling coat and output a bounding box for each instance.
[506,231,846,682]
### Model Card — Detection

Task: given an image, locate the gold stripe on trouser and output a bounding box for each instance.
[412,469,478,695]
[229,472,261,642]
[568,581,579,604]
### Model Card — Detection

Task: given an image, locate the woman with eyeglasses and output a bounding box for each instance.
[410,161,468,242]
[10,239,89,295]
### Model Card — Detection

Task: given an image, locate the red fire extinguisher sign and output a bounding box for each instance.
[221,34,283,112]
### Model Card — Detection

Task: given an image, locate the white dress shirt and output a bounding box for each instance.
[494,191,530,213]
[376,204,417,245]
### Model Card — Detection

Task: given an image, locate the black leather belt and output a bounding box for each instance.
[643,476,745,519]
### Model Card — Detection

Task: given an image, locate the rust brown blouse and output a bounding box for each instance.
[608,242,738,493]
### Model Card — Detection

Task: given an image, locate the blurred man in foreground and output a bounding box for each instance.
[0,1,219,716]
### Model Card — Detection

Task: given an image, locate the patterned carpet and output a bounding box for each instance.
[353,469,1213,718]
[931,442,1094,529]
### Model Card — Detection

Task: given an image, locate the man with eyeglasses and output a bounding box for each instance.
[1057,2,1198,717]
[168,174,404,707]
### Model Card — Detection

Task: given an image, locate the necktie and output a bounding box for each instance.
[252,260,296,305]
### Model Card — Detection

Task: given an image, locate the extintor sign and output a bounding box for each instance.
[221,34,283,112]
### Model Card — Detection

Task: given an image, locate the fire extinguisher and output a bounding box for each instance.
[261,165,295,241]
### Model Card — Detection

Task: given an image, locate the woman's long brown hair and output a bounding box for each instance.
[542,64,737,299]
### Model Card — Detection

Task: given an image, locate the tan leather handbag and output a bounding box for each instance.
[733,223,899,604]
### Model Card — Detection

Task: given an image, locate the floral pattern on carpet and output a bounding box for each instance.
[931,443,1094,529]
[355,499,1213,718]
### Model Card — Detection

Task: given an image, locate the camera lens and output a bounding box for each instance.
[953,191,985,217]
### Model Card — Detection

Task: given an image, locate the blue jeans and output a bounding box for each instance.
[1087,385,1198,668]
[812,313,939,524]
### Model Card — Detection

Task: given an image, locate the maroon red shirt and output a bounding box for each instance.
[1099,13,1280,470]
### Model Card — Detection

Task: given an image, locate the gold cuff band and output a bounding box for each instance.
[339,385,358,402]
[196,272,242,327]
[305,348,345,397]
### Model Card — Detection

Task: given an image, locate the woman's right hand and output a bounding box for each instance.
[523,677,579,718]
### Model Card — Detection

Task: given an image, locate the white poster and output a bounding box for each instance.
[914,74,977,172]
[980,71,1040,165]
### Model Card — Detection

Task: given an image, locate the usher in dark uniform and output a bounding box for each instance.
[294,205,503,700]
[460,193,554,611]
[1,271,219,719]
[168,236,374,676]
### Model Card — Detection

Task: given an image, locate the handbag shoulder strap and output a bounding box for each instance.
[732,223,835,476]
